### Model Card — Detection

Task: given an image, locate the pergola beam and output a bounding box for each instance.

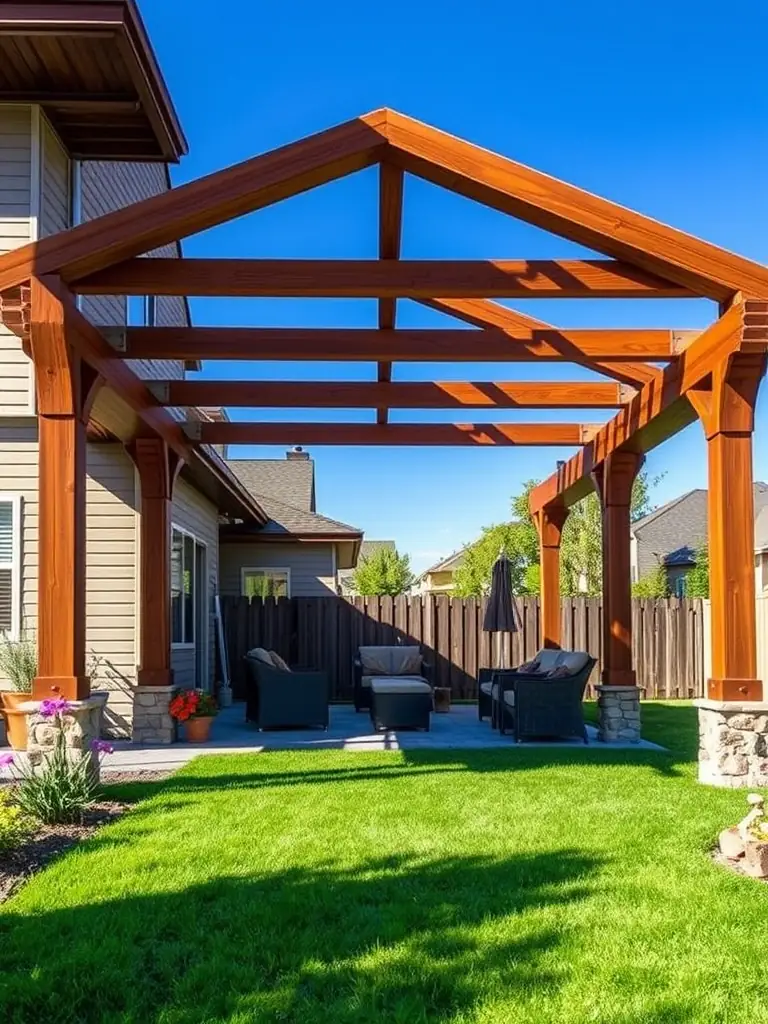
[189,422,598,447]
[528,299,768,513]
[377,163,404,423]
[68,257,698,298]
[156,379,629,409]
[420,297,665,390]
[122,326,688,362]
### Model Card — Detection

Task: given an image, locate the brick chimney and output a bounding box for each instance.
[286,446,310,461]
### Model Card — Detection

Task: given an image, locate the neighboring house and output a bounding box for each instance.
[0,6,359,740]
[413,547,469,595]
[337,540,396,595]
[631,484,768,595]
[753,506,768,594]
[221,448,362,598]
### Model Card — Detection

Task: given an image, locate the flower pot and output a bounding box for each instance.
[0,691,31,751]
[184,716,215,743]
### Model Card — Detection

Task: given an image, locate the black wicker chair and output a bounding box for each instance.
[477,667,495,721]
[493,657,596,743]
[244,656,329,730]
[353,646,431,712]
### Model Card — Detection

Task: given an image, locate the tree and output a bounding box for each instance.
[352,547,414,596]
[684,544,709,597]
[632,563,669,598]
[452,473,658,598]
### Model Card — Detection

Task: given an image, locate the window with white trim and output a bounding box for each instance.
[171,527,205,646]
[242,568,291,599]
[0,495,21,639]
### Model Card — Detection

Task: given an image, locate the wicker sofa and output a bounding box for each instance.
[244,647,329,730]
[353,645,430,712]
[483,649,596,743]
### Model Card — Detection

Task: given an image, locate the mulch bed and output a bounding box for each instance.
[0,769,177,905]
[0,802,127,905]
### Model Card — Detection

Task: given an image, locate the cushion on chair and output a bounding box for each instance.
[555,651,590,675]
[534,649,562,674]
[359,647,395,674]
[269,651,291,672]
[503,690,515,707]
[389,647,423,675]
[246,647,275,667]
[370,678,432,695]
[358,646,423,677]
[479,680,493,696]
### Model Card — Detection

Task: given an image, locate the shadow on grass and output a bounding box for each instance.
[0,848,598,1023]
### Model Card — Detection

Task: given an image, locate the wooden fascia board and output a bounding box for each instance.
[373,109,768,301]
[528,300,766,513]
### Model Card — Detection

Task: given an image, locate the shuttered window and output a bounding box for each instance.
[0,496,21,638]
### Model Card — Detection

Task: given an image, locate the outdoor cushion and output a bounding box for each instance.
[503,690,515,707]
[362,673,426,689]
[370,678,432,695]
[556,651,590,675]
[246,647,275,667]
[269,651,291,672]
[479,680,493,696]
[534,649,561,673]
[358,645,422,676]
[389,647,422,676]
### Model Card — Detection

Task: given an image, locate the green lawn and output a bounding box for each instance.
[1,703,767,1023]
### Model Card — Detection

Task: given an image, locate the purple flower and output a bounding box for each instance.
[90,739,114,755]
[0,752,14,768]
[39,698,72,718]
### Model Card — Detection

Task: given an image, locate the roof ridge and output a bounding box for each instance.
[250,490,361,534]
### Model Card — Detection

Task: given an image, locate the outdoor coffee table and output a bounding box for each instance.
[433,687,451,713]
[370,678,432,731]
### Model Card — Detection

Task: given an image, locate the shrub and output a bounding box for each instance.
[0,789,30,852]
[0,635,36,692]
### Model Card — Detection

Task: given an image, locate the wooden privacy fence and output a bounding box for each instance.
[220,594,705,702]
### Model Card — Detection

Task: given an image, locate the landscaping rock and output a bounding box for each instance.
[718,827,745,860]
[743,841,768,879]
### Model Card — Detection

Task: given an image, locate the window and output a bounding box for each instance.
[171,527,206,646]
[242,568,291,599]
[0,495,21,639]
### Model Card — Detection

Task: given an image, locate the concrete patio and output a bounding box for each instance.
[90,702,665,774]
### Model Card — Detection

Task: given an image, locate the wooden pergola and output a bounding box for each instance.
[1,109,766,707]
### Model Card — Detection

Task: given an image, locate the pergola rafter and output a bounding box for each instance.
[2,107,767,716]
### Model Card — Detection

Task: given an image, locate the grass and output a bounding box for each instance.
[1,702,767,1023]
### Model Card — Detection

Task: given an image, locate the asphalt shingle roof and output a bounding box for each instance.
[227,459,315,513]
[252,492,361,537]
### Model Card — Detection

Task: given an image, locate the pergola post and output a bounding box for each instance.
[26,276,107,768]
[592,450,643,743]
[128,437,183,744]
[533,504,569,649]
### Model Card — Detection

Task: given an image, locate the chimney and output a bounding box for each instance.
[286,445,310,461]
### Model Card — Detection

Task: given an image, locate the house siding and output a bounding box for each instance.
[219,542,337,597]
[40,117,70,238]
[79,161,188,382]
[0,105,32,415]
[171,476,219,689]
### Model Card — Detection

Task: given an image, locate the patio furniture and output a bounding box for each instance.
[477,667,495,721]
[492,650,596,743]
[244,648,329,730]
[370,678,432,731]
[433,686,451,713]
[353,645,430,711]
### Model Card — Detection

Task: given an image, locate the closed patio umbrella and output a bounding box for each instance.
[483,551,518,667]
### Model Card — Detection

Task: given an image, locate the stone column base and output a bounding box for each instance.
[596,685,641,743]
[133,686,176,744]
[21,691,109,778]
[695,699,768,788]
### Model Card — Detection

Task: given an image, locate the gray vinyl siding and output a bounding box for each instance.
[40,117,70,238]
[171,476,219,689]
[79,161,188,381]
[0,432,139,734]
[219,542,337,597]
[0,106,33,415]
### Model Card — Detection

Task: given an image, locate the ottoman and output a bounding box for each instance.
[370,678,433,731]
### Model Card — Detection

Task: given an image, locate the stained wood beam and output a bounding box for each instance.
[159,379,628,409]
[380,109,768,300]
[528,299,768,514]
[377,163,404,423]
[0,114,388,290]
[124,326,687,362]
[68,258,697,298]
[190,422,598,447]
[420,297,664,390]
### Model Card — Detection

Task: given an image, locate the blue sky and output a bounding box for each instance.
[142,0,768,573]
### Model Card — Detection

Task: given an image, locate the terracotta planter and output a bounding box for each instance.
[184,716,215,743]
[1,691,32,751]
